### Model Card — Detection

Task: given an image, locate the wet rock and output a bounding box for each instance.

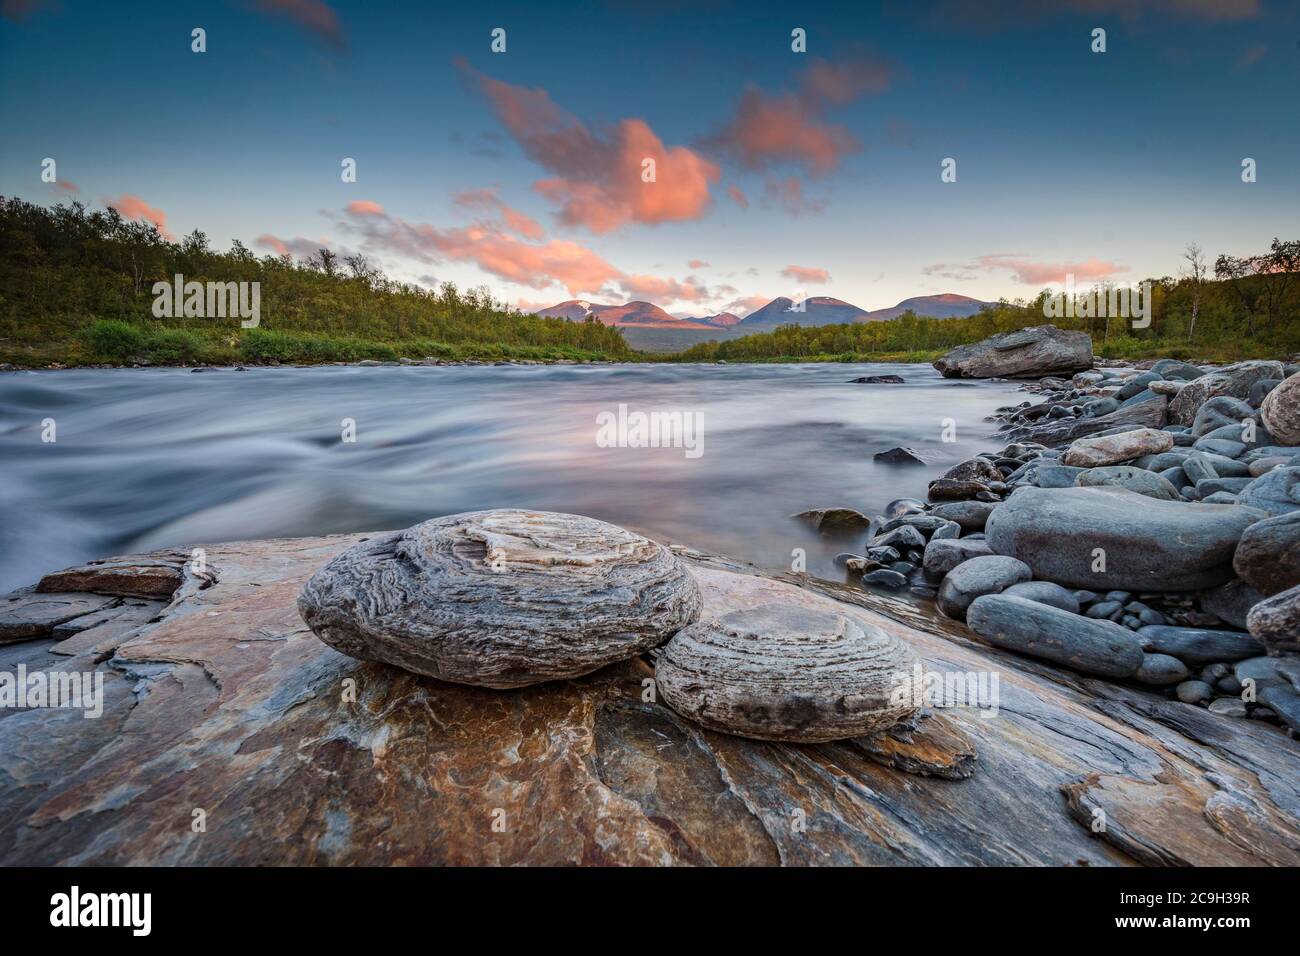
[1238,466,1300,516]
[874,447,928,466]
[1246,583,1300,655]
[862,568,909,590]
[936,555,1032,620]
[1136,625,1264,663]
[1257,683,1300,733]
[655,605,918,743]
[883,497,927,519]
[1170,361,1286,426]
[942,457,1004,484]
[1259,371,1300,445]
[985,486,1263,591]
[1135,653,1190,686]
[1001,580,1081,613]
[298,510,702,688]
[850,374,905,384]
[1075,465,1181,500]
[922,537,993,580]
[1176,680,1214,704]
[1062,428,1173,468]
[1001,393,1168,447]
[928,500,998,532]
[966,594,1144,678]
[927,478,993,502]
[933,325,1093,379]
[1233,511,1300,596]
[793,507,874,535]
[870,525,928,551]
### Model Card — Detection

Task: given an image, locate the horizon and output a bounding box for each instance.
[3,0,1297,319]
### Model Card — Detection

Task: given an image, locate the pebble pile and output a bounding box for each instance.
[828,348,1300,735]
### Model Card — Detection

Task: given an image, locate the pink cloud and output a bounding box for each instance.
[54,180,78,194]
[722,294,772,317]
[781,265,831,284]
[727,185,749,209]
[254,0,346,51]
[345,199,385,217]
[335,201,714,305]
[460,61,720,233]
[105,195,173,241]
[453,187,545,240]
[709,55,894,177]
[973,254,1128,286]
[688,259,710,269]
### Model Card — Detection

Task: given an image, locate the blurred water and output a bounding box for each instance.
[0,362,1023,592]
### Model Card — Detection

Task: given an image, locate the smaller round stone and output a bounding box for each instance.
[655,604,919,743]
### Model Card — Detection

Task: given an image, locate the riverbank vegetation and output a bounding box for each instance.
[2,196,1295,368]
[662,239,1299,363]
[0,197,633,366]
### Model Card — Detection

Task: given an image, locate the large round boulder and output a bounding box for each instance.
[1260,371,1300,445]
[1238,466,1300,516]
[985,486,1264,591]
[655,604,918,742]
[933,325,1093,379]
[298,509,702,688]
[1246,583,1300,656]
[936,555,1032,620]
[966,594,1144,678]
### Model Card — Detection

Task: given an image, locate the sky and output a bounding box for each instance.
[2,0,1297,318]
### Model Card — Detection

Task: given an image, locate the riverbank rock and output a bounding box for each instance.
[966,594,1144,678]
[985,486,1263,591]
[850,375,905,384]
[1075,465,1180,500]
[1063,428,1173,468]
[1170,360,1286,426]
[792,507,873,535]
[1247,583,1300,656]
[929,500,998,532]
[1238,466,1300,516]
[1136,625,1264,663]
[874,447,927,466]
[655,605,918,743]
[1233,511,1300,596]
[36,559,183,600]
[933,325,1093,380]
[936,556,1032,620]
[297,510,702,688]
[1260,372,1300,445]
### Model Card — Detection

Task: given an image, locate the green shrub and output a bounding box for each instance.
[81,319,146,361]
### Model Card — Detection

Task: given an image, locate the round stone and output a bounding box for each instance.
[297,509,702,688]
[655,604,918,743]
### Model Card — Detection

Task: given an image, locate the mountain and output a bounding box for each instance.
[866,293,992,322]
[536,292,991,333]
[536,299,603,321]
[736,296,870,329]
[536,299,717,329]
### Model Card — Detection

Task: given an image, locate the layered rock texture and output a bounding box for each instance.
[297,510,701,689]
[655,605,918,742]
[3,536,1298,865]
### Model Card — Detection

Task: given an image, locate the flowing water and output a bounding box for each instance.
[0,362,1025,592]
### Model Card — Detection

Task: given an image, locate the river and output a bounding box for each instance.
[0,362,1025,593]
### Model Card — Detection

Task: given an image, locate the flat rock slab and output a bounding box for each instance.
[1,534,1298,866]
[933,325,1093,379]
[37,560,183,600]
[298,510,702,688]
[985,486,1264,591]
[0,592,119,644]
[655,605,918,742]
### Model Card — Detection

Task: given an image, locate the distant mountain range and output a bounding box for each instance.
[535,293,991,330]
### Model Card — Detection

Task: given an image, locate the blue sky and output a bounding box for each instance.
[2,0,1296,316]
